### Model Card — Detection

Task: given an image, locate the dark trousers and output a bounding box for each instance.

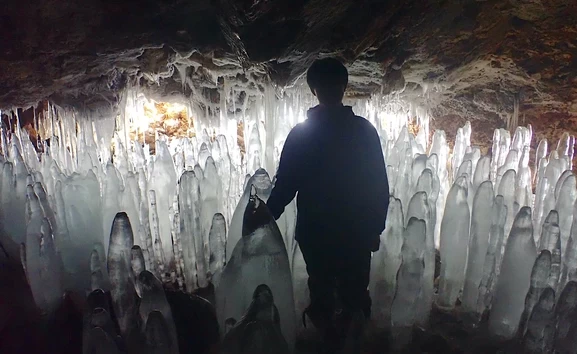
[298,236,372,320]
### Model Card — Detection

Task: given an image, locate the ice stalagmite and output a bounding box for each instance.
[198,142,211,169]
[61,170,105,289]
[201,157,222,266]
[415,168,439,247]
[12,140,29,243]
[553,281,577,351]
[473,155,491,191]
[83,306,119,349]
[554,170,572,202]
[25,185,61,314]
[216,192,295,350]
[390,217,426,349]
[131,245,146,278]
[561,203,577,289]
[516,146,532,208]
[489,207,537,339]
[102,163,122,255]
[395,148,413,210]
[534,176,550,245]
[150,190,168,281]
[91,305,118,332]
[556,174,576,255]
[0,162,15,238]
[411,154,428,194]
[430,131,449,178]
[149,139,178,265]
[215,135,233,219]
[221,284,290,354]
[178,170,202,291]
[90,248,106,291]
[538,211,561,290]
[40,217,64,313]
[32,182,57,235]
[496,150,519,186]
[370,197,404,328]
[145,310,178,354]
[246,125,263,174]
[522,287,556,353]
[518,250,552,336]
[124,172,144,247]
[226,168,272,263]
[171,212,183,287]
[406,191,433,324]
[452,125,469,180]
[456,159,472,184]
[498,169,517,245]
[208,213,226,285]
[437,182,470,309]
[463,147,481,182]
[83,327,121,354]
[476,195,507,319]
[107,212,138,336]
[535,139,548,183]
[540,157,567,236]
[136,270,179,354]
[462,181,494,313]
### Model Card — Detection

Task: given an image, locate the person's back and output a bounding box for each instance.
[270,105,388,247]
[266,57,390,353]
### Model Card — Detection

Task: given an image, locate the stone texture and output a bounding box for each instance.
[1,0,576,144]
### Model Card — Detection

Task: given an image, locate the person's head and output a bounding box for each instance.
[306,58,348,106]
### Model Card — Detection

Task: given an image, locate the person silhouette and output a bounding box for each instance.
[267,57,390,352]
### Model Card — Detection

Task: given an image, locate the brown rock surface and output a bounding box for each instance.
[1,0,576,146]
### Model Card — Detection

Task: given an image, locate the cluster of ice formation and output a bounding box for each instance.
[2,85,577,352]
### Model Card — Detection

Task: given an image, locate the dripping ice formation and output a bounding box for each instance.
[2,86,577,351]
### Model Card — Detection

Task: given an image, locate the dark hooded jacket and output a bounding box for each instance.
[267,105,390,249]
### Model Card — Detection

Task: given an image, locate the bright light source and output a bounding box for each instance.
[127,99,192,147]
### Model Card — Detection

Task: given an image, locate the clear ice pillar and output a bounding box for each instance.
[518,250,552,336]
[521,287,555,353]
[489,207,537,339]
[462,180,494,314]
[107,212,138,336]
[369,197,404,328]
[437,181,470,309]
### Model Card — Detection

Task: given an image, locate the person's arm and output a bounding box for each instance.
[367,127,390,243]
[267,126,304,220]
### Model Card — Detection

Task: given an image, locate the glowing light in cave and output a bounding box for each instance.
[137,101,191,140]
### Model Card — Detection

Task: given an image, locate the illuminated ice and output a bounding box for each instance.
[462,181,494,313]
[437,181,470,309]
[3,88,577,345]
[489,207,537,339]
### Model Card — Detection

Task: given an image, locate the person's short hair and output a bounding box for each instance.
[306,58,348,92]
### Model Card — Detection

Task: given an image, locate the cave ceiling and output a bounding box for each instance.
[1,0,576,140]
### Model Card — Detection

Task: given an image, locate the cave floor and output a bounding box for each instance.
[294,308,512,354]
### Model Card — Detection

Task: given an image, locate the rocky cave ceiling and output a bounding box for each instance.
[1,0,577,146]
